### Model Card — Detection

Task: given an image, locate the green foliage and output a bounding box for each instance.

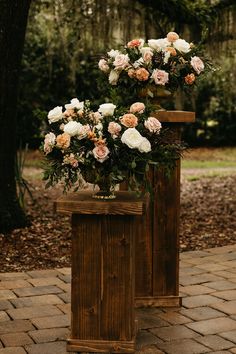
[183,57,236,146]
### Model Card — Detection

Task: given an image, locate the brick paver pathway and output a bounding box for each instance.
[1,245,236,353]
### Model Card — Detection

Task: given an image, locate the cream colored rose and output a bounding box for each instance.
[148,38,170,51]
[56,133,71,149]
[120,113,138,128]
[138,138,151,153]
[108,122,121,138]
[191,56,204,74]
[77,124,90,140]
[144,117,162,133]
[98,59,110,72]
[151,69,169,85]
[121,128,144,149]
[173,39,191,53]
[93,145,110,163]
[44,132,56,154]
[109,70,119,85]
[65,98,84,111]
[98,103,116,116]
[130,102,145,114]
[63,121,81,136]
[166,32,179,42]
[48,106,63,124]
[113,54,129,70]
[107,49,120,58]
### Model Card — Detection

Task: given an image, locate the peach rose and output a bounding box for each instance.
[166,32,179,42]
[44,132,56,154]
[128,68,136,78]
[144,117,162,133]
[165,47,177,56]
[63,153,78,168]
[93,145,110,163]
[120,113,138,128]
[191,56,204,75]
[56,133,71,149]
[108,122,122,138]
[130,102,145,114]
[185,73,196,85]
[127,39,144,48]
[135,68,149,81]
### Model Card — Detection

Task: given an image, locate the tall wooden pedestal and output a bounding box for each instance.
[134,111,195,307]
[55,191,146,353]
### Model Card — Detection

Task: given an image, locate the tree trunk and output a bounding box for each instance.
[0,0,31,233]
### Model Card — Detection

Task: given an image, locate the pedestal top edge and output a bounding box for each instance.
[55,191,148,215]
[152,110,195,122]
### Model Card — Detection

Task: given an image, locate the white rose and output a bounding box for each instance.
[133,57,144,68]
[98,103,116,116]
[63,121,82,136]
[121,128,144,149]
[65,98,84,111]
[48,106,63,124]
[138,137,151,153]
[163,51,171,64]
[95,122,103,131]
[107,49,120,58]
[108,70,120,85]
[173,39,191,53]
[148,38,170,52]
[113,54,130,70]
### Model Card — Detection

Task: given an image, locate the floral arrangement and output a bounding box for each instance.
[98,32,210,97]
[42,97,184,196]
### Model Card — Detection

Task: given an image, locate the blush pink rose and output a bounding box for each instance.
[191,56,204,75]
[130,102,145,114]
[108,122,122,138]
[135,68,149,81]
[98,59,110,72]
[93,145,110,163]
[151,69,169,85]
[141,47,153,64]
[113,54,129,70]
[144,117,162,133]
[120,113,138,128]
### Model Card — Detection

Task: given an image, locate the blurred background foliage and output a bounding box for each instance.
[17,0,236,148]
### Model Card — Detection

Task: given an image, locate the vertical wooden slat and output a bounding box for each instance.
[101,215,135,341]
[71,214,101,339]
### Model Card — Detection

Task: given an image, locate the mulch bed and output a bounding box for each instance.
[0,173,236,272]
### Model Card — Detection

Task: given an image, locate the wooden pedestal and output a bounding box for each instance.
[55,191,146,353]
[130,111,195,308]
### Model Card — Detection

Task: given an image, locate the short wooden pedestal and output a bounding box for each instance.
[134,111,195,308]
[55,191,146,353]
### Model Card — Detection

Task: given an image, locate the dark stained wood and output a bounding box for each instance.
[67,338,135,353]
[152,110,195,122]
[56,191,146,215]
[55,192,146,353]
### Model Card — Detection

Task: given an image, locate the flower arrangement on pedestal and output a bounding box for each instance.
[98,32,210,100]
[42,98,184,198]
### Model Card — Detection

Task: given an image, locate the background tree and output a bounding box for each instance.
[0,0,31,232]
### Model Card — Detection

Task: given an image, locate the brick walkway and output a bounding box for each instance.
[1,245,236,353]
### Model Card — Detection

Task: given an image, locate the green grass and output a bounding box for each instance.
[182,159,236,169]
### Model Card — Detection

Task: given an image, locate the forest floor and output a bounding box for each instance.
[0,148,236,272]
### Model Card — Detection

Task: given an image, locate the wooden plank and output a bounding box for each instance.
[152,110,195,122]
[101,215,135,341]
[71,214,101,339]
[135,296,182,308]
[67,338,135,353]
[56,191,146,215]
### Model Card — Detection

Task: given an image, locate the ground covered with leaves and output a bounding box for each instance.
[0,160,236,272]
